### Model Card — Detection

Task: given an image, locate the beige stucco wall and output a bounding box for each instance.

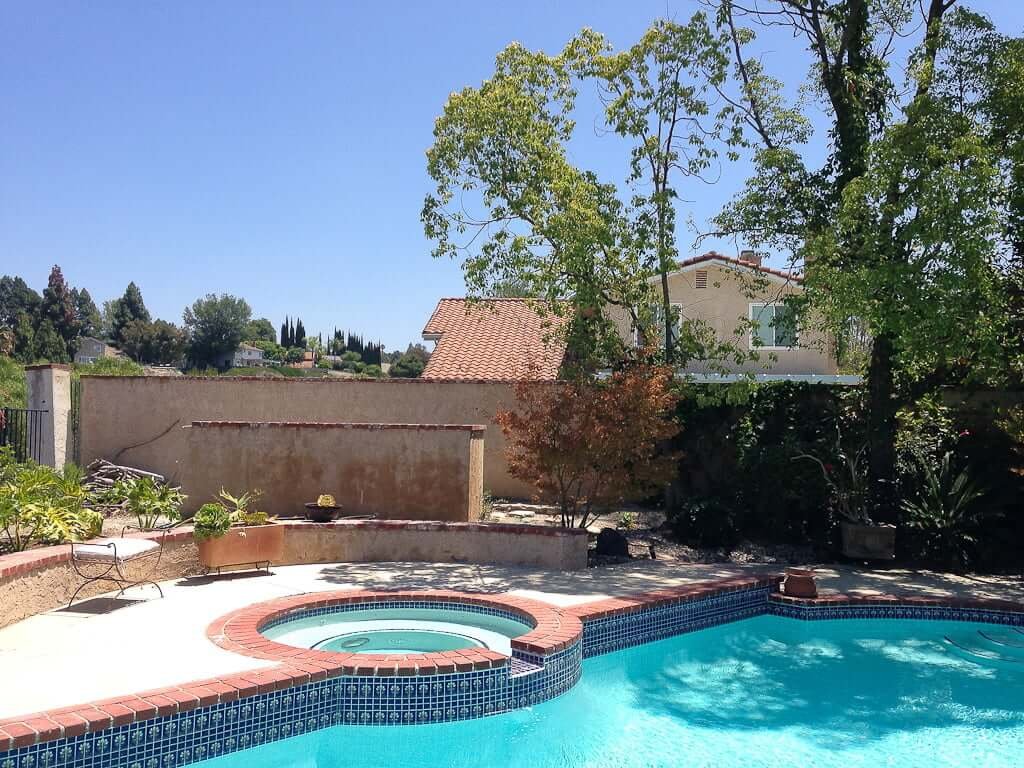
[79,377,532,499]
[181,422,483,520]
[0,521,587,628]
[609,263,837,375]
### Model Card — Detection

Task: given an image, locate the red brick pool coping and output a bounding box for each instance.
[207,589,584,673]
[4,574,1023,752]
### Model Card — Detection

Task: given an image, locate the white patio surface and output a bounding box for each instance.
[1,559,1021,719]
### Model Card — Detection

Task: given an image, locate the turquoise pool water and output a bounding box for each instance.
[198,616,1024,768]
[263,606,533,655]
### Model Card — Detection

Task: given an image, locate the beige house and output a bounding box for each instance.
[609,251,839,377]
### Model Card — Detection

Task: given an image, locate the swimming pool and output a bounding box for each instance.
[195,616,1024,768]
[262,606,533,655]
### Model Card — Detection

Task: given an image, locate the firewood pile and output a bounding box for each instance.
[84,459,168,513]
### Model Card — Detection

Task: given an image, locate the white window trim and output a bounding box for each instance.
[748,302,798,350]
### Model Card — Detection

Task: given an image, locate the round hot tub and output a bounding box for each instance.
[261,605,533,655]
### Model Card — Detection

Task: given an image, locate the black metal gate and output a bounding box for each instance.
[0,407,46,463]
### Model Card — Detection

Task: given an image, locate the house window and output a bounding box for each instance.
[695,270,708,289]
[749,303,797,349]
[633,302,684,348]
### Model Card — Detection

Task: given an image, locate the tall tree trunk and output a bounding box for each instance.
[866,332,898,523]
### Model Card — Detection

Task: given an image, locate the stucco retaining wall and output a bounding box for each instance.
[181,421,484,520]
[79,376,532,498]
[0,520,588,629]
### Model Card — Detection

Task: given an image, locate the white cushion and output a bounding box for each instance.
[74,538,160,563]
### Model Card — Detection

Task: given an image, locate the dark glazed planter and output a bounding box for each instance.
[840,522,896,560]
[783,568,817,598]
[304,503,342,523]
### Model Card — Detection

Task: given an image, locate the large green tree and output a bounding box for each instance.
[71,287,101,339]
[710,0,1015,520]
[110,282,151,347]
[36,266,79,361]
[243,317,277,344]
[183,294,251,367]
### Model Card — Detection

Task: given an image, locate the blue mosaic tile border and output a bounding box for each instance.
[768,599,1024,626]
[580,585,772,658]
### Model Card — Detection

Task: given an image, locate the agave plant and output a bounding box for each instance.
[901,452,988,570]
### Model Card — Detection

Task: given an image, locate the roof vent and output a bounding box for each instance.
[695,270,708,289]
[739,249,762,266]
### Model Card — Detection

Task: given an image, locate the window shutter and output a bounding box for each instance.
[695,270,708,289]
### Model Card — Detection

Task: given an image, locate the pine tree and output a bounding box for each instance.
[111,282,151,346]
[71,287,101,338]
[38,265,79,356]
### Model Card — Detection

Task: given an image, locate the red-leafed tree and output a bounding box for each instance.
[496,365,681,528]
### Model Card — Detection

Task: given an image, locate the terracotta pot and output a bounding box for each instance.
[783,568,817,598]
[304,503,341,522]
[197,525,284,570]
[840,522,896,560]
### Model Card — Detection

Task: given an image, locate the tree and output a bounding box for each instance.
[36,266,79,361]
[0,276,40,361]
[709,0,1013,521]
[183,294,251,367]
[71,288,101,339]
[120,319,187,364]
[496,365,680,528]
[243,317,277,344]
[423,17,745,368]
[280,317,290,348]
[389,351,426,378]
[110,282,151,346]
[294,318,306,349]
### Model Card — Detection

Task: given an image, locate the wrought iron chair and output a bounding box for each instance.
[67,520,181,607]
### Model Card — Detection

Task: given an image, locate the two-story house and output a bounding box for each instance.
[608,251,839,378]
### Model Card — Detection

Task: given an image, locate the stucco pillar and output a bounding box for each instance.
[24,364,74,468]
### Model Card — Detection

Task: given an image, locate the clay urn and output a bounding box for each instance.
[783,567,818,599]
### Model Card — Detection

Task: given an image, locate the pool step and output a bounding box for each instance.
[509,657,544,678]
[978,629,1024,650]
[944,634,1024,666]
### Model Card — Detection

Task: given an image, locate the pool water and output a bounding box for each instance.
[262,606,532,655]
[198,616,1024,768]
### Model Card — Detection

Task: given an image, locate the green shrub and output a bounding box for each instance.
[902,452,989,570]
[667,495,740,548]
[118,476,185,530]
[74,357,144,377]
[0,454,101,551]
[0,356,26,408]
[191,503,232,542]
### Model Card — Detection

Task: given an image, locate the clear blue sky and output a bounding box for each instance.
[2,1,1020,351]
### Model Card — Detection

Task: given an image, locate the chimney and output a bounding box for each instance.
[739,249,762,267]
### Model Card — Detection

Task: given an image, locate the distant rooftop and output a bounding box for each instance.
[421,298,568,381]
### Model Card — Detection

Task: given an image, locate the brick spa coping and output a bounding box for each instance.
[186,421,487,432]
[4,574,1024,751]
[206,589,582,673]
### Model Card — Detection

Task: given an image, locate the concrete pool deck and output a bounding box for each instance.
[1,559,1022,719]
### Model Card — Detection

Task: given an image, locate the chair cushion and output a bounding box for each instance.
[74,538,160,563]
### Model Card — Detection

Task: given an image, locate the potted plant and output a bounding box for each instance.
[795,440,896,560]
[192,488,283,571]
[304,493,341,523]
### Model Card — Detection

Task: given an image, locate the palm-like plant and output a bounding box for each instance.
[119,477,186,530]
[901,452,987,569]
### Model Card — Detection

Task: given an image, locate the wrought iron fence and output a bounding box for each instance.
[0,407,47,463]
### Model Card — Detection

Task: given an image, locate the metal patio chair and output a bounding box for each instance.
[67,520,181,607]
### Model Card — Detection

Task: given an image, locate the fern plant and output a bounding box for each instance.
[901,452,987,569]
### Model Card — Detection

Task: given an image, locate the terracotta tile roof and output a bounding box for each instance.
[679,252,803,283]
[421,298,569,381]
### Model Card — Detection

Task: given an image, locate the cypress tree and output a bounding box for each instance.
[295,318,306,348]
[280,318,288,347]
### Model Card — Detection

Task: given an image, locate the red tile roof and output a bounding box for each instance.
[679,252,803,283]
[421,298,569,381]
